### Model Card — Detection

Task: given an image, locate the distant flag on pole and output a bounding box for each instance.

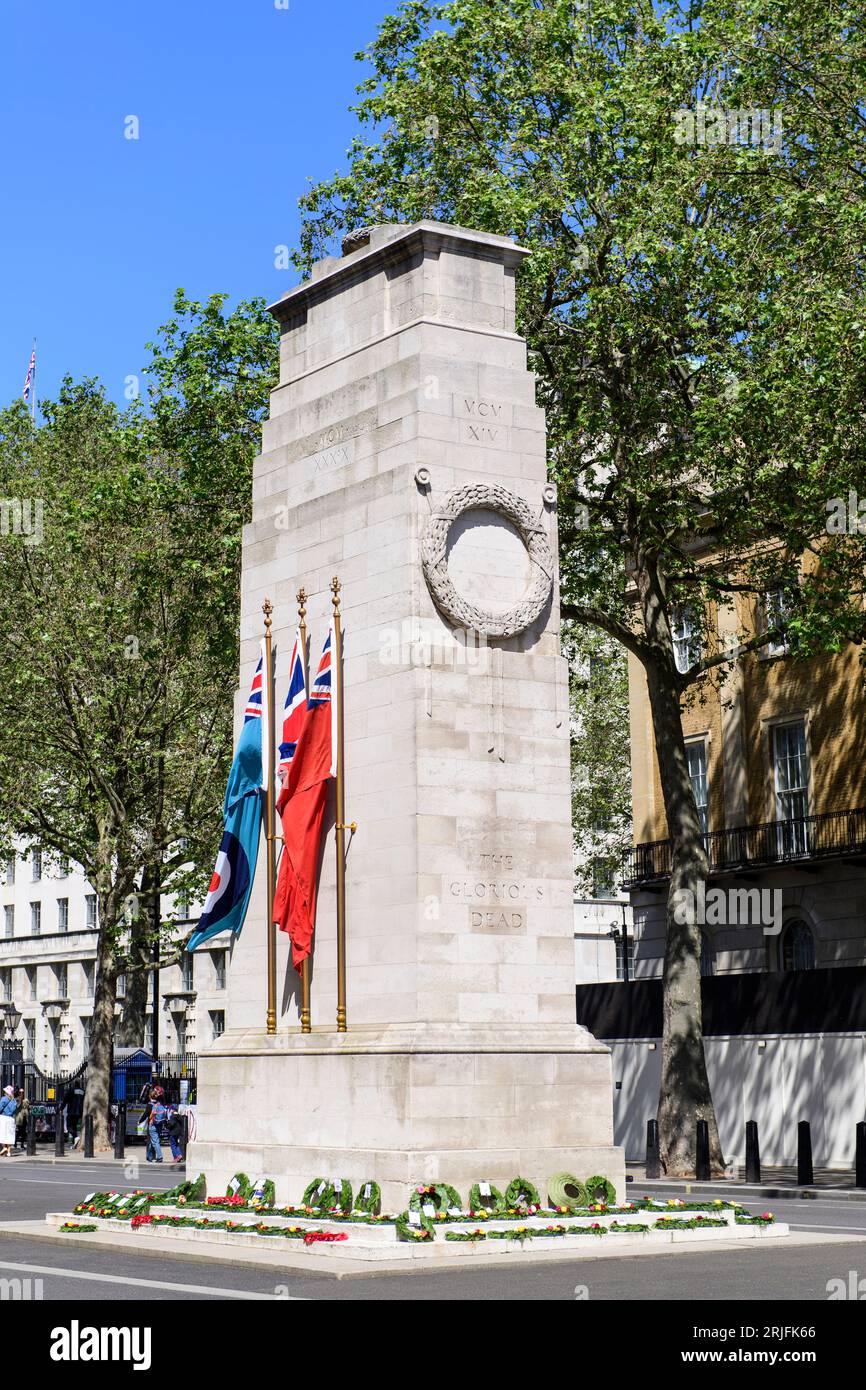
[274,625,335,970]
[187,649,265,951]
[277,629,307,783]
[22,345,36,405]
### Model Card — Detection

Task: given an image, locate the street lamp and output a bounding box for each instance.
[607,904,631,983]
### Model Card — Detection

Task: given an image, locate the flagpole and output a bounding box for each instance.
[31,339,36,424]
[297,586,312,1035]
[331,576,348,1033]
[263,598,278,1036]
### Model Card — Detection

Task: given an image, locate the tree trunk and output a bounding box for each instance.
[83,908,119,1151]
[644,655,725,1177]
[116,868,157,1049]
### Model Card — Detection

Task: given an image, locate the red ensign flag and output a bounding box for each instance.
[274,626,335,970]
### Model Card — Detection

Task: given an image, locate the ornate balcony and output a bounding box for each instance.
[623,806,866,888]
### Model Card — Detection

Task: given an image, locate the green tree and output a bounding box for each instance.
[295,0,866,1173]
[567,626,632,899]
[0,295,277,1144]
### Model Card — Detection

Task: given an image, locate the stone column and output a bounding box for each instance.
[189,222,623,1209]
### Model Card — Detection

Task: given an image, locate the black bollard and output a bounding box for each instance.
[181,1113,189,1162]
[645,1119,660,1179]
[856,1121,866,1189]
[113,1102,125,1160]
[54,1104,65,1158]
[696,1119,711,1181]
[745,1119,761,1184]
[83,1114,94,1158]
[797,1120,813,1186]
[26,1112,35,1156]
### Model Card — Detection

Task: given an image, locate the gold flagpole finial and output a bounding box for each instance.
[262,597,273,631]
[331,575,342,614]
[297,586,307,622]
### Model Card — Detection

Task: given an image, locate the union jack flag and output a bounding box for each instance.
[243,653,264,722]
[309,626,332,706]
[277,629,307,782]
[22,347,36,403]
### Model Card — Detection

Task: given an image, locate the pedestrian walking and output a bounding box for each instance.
[0,1086,18,1158]
[14,1090,29,1151]
[145,1088,167,1164]
[166,1105,185,1163]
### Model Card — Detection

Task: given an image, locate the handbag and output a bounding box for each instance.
[136,1118,147,1136]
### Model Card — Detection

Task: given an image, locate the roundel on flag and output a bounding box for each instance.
[197,828,251,932]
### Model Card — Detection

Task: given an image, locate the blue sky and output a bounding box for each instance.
[0,0,392,411]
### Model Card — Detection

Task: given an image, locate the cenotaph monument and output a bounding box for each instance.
[188,221,624,1209]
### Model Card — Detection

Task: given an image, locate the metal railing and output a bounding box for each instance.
[623,805,866,887]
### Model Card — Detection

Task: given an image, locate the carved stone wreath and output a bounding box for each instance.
[420,484,554,639]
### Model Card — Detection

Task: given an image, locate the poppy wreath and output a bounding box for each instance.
[547,1173,589,1210]
[352,1180,381,1215]
[408,1183,462,1216]
[301,1178,353,1213]
[504,1176,541,1211]
[396,1210,434,1242]
[583,1175,617,1207]
[61,1222,98,1233]
[73,1193,111,1216]
[468,1182,506,1215]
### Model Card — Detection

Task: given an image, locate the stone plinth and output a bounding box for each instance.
[189,221,623,1205]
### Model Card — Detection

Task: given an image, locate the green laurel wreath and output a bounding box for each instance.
[504,1176,540,1210]
[584,1175,617,1206]
[352,1180,381,1215]
[468,1182,506,1214]
[301,1177,353,1213]
[408,1183,462,1215]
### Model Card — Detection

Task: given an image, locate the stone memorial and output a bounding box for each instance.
[189,221,624,1209]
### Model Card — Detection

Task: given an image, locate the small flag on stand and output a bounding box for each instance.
[274,626,335,970]
[187,651,265,951]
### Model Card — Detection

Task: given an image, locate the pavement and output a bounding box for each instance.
[0,1155,864,1300]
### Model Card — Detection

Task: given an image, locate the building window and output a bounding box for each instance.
[4,906,13,939]
[782,919,815,972]
[671,604,701,674]
[31,847,42,882]
[773,720,810,855]
[686,740,709,838]
[116,973,126,1000]
[591,859,616,899]
[55,963,67,998]
[181,953,194,991]
[0,970,11,1003]
[82,1017,92,1055]
[212,951,226,991]
[57,898,69,933]
[4,856,14,887]
[210,1010,225,1041]
[83,961,95,997]
[700,931,715,977]
[176,1018,187,1052]
[761,585,793,657]
[24,1019,35,1057]
[56,856,69,879]
[26,968,36,1002]
[30,902,41,936]
[85,895,97,929]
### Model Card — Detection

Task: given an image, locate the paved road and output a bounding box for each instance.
[1,1159,865,1301]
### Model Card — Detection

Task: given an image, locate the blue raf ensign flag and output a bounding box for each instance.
[187,651,265,951]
